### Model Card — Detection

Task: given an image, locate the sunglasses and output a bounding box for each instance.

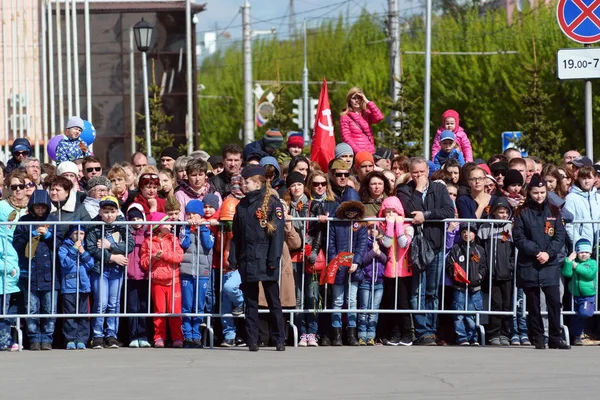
[14,151,28,156]
[492,171,505,177]
[335,172,350,178]
[86,167,102,173]
[10,184,25,191]
[312,181,327,187]
[25,182,36,188]
[140,173,159,180]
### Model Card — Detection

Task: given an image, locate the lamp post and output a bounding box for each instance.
[133,18,154,158]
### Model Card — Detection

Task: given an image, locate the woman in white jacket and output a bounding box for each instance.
[564,165,600,249]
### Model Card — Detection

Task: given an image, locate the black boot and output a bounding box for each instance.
[548,339,571,350]
[346,327,359,346]
[533,336,546,350]
[331,328,343,346]
[320,334,331,347]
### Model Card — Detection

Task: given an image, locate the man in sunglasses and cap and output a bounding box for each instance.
[328,158,359,204]
[6,138,31,174]
[55,116,93,163]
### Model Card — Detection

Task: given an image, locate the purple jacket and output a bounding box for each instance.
[127,225,148,281]
[354,237,387,283]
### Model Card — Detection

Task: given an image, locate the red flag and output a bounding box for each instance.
[310,79,335,172]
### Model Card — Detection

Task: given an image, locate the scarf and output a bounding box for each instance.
[312,192,326,202]
[290,193,309,231]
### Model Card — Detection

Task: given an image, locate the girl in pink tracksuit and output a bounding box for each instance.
[339,87,384,154]
[377,196,415,346]
[431,109,473,162]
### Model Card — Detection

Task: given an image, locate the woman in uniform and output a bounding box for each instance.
[230,165,286,351]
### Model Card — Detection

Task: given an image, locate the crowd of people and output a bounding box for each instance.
[0,89,598,353]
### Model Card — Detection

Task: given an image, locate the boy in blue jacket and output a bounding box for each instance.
[179,200,215,348]
[13,190,60,350]
[328,190,368,346]
[59,224,95,350]
[434,130,466,169]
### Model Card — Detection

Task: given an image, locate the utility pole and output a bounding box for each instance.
[423,0,432,159]
[302,20,309,142]
[242,0,254,145]
[289,0,296,37]
[389,0,401,115]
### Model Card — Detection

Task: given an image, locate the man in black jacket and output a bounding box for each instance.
[396,157,455,345]
[210,144,243,198]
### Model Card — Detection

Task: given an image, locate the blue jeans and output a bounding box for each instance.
[452,290,482,343]
[23,289,58,344]
[572,296,596,337]
[512,288,528,339]
[331,281,358,329]
[205,269,216,314]
[91,267,124,339]
[358,281,383,339]
[295,272,320,335]
[221,270,243,340]
[181,275,209,340]
[0,294,14,349]
[410,252,444,339]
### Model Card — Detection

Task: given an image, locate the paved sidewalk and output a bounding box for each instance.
[2,346,597,399]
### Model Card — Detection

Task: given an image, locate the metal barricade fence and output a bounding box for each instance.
[0,217,586,350]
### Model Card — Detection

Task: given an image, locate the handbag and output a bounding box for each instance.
[409,225,435,274]
[304,243,327,274]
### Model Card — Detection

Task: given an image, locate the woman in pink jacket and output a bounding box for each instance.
[377,196,415,346]
[431,109,473,163]
[339,87,384,154]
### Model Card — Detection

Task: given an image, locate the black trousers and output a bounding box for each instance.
[244,281,284,346]
[524,285,562,343]
[488,280,513,339]
[378,277,413,339]
[62,293,90,343]
[126,280,150,341]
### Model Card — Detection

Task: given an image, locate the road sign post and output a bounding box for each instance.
[556,0,600,160]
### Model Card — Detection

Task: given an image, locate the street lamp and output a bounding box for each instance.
[133,18,154,158]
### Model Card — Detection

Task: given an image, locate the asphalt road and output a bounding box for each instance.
[2,346,597,399]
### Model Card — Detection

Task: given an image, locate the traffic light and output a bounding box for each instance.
[292,98,303,129]
[309,98,319,129]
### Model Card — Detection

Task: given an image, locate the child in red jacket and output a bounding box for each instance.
[140,212,184,348]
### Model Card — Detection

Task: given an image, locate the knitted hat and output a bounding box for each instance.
[460,222,478,235]
[330,159,349,171]
[56,161,79,177]
[219,197,239,221]
[354,151,374,171]
[241,165,266,179]
[99,196,119,209]
[503,169,524,189]
[88,176,111,190]
[440,130,455,142]
[335,143,353,159]
[374,147,394,161]
[287,132,304,149]
[529,173,546,189]
[164,195,181,212]
[160,146,180,161]
[203,193,220,210]
[127,205,145,221]
[576,238,593,254]
[67,223,86,237]
[263,129,283,149]
[286,171,305,188]
[66,116,84,130]
[478,163,491,175]
[185,199,204,216]
[149,212,170,232]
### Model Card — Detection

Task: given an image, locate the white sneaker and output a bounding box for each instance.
[138,339,152,348]
[307,334,319,347]
[298,334,308,347]
[128,340,140,348]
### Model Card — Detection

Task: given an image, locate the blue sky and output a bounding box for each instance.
[196,0,391,44]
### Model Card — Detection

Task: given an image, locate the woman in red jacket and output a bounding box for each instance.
[339,87,384,154]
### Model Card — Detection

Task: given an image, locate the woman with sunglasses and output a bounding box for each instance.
[0,170,33,242]
[339,87,384,154]
[132,171,165,219]
[456,166,495,219]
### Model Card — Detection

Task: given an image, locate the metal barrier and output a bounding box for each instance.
[0,216,593,350]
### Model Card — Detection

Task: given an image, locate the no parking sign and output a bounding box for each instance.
[557,0,600,44]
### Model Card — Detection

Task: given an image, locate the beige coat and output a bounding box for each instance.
[259,221,300,307]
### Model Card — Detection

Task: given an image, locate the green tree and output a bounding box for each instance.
[259,84,296,136]
[136,82,176,159]
[515,38,565,165]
